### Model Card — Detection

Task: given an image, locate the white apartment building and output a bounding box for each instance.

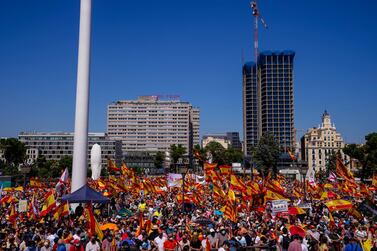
[107,96,200,153]
[18,132,122,166]
[301,111,345,176]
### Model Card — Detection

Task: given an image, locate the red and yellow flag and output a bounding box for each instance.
[336,158,354,182]
[223,199,237,222]
[8,203,17,224]
[121,161,130,176]
[107,159,120,173]
[230,175,246,191]
[219,165,232,175]
[204,162,217,172]
[265,189,289,201]
[142,179,157,195]
[40,191,56,217]
[53,202,69,220]
[325,199,352,211]
[85,204,104,240]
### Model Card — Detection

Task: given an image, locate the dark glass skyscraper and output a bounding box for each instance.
[243,51,295,156]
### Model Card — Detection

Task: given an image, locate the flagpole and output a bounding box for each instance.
[72,0,92,193]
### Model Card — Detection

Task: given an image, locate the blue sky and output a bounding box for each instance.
[0,0,376,143]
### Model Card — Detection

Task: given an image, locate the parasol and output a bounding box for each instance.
[100,223,119,231]
[289,225,306,238]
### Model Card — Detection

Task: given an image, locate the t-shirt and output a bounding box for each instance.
[217,233,228,247]
[154,236,166,251]
[179,240,190,250]
[85,242,100,251]
[163,240,177,250]
[207,234,218,248]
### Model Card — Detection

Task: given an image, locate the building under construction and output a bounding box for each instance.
[243,51,295,156]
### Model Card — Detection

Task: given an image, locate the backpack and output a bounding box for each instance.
[282,235,290,249]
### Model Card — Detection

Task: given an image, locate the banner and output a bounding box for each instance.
[167,173,182,187]
[271,200,288,213]
[18,200,28,213]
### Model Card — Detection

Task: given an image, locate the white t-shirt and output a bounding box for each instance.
[85,241,100,251]
[302,243,308,251]
[154,236,167,251]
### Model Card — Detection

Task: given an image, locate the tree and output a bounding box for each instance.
[252,133,280,176]
[193,144,207,167]
[343,132,377,181]
[0,138,26,166]
[204,141,226,165]
[169,144,186,165]
[224,147,244,164]
[325,150,338,177]
[154,151,165,168]
[58,155,73,175]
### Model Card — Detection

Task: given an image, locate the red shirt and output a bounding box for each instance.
[164,240,178,250]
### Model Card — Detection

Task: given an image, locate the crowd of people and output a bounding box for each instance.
[0,161,377,251]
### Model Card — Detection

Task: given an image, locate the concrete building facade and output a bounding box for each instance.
[107,96,200,154]
[243,51,295,155]
[301,111,345,176]
[18,132,122,167]
[202,134,231,149]
[202,132,242,150]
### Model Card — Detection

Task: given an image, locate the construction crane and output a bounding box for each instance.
[250,1,268,62]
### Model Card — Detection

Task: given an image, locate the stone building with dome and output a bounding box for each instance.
[301,111,345,177]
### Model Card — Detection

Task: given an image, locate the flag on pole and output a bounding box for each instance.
[8,203,17,224]
[39,191,56,217]
[56,168,69,196]
[53,202,69,220]
[325,199,352,211]
[107,158,120,173]
[85,204,104,240]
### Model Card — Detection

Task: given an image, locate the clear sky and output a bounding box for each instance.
[0,0,376,143]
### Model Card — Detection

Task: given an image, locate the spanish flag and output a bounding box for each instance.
[329,212,335,229]
[40,191,56,217]
[107,158,120,173]
[228,189,236,203]
[230,175,246,191]
[325,199,352,211]
[53,202,69,220]
[121,161,130,176]
[85,204,104,240]
[8,203,17,223]
[212,183,226,201]
[265,189,288,201]
[219,165,232,175]
[27,195,39,220]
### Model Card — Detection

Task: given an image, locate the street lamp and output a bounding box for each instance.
[179,166,188,213]
[298,162,308,201]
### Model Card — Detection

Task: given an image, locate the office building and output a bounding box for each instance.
[243,51,295,155]
[226,132,242,150]
[107,96,200,155]
[301,111,345,176]
[202,132,242,150]
[18,132,122,167]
